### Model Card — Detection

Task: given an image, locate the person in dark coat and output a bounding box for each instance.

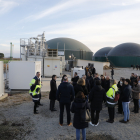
[71,72,79,87]
[61,74,67,83]
[93,73,100,87]
[89,80,106,126]
[105,76,110,92]
[130,73,137,88]
[71,91,90,140]
[136,65,139,70]
[86,72,94,91]
[92,66,96,76]
[49,75,57,111]
[85,66,89,76]
[74,78,88,97]
[100,75,106,89]
[119,79,131,123]
[82,75,90,93]
[117,77,125,114]
[132,80,140,113]
[56,76,75,126]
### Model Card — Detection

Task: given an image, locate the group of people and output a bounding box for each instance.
[131,64,140,70]
[29,70,140,140]
[85,65,96,76]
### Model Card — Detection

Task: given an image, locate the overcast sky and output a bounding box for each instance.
[0,0,140,57]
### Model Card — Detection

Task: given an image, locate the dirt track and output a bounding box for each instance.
[0,92,140,140]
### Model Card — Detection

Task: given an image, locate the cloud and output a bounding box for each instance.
[111,0,140,6]
[21,0,91,22]
[0,0,18,15]
[0,44,9,47]
[40,7,140,53]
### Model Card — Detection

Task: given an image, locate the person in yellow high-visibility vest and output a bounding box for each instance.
[29,72,43,106]
[106,80,118,123]
[30,79,41,114]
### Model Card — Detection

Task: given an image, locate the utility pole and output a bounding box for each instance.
[10,42,14,60]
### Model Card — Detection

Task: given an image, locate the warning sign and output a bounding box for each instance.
[47,65,50,67]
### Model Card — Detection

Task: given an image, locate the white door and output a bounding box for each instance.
[52,60,60,76]
[44,60,53,76]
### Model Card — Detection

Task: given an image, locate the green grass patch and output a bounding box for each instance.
[0,59,19,64]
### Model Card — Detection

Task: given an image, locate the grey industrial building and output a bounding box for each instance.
[107,43,140,67]
[46,38,93,60]
[93,47,113,62]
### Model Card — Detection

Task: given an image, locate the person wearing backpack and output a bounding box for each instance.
[71,91,90,140]
[106,80,118,123]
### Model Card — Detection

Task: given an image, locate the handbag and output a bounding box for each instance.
[112,88,120,102]
[80,102,91,122]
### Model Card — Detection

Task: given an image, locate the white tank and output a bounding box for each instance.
[0,61,4,97]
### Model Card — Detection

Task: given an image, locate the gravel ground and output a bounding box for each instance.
[0,92,140,140]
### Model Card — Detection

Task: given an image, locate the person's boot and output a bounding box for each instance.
[106,119,114,123]
[51,109,57,111]
[38,103,43,106]
[67,122,72,126]
[34,111,39,114]
[119,120,127,123]
[34,112,39,114]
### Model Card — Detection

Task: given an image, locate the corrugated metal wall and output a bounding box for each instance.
[93,57,107,62]
[108,56,140,67]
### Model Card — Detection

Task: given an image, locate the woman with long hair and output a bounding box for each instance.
[74,78,88,97]
[71,91,90,140]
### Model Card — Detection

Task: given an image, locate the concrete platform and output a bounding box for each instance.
[0,93,8,101]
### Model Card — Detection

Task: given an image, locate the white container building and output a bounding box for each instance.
[0,61,4,97]
[9,61,41,90]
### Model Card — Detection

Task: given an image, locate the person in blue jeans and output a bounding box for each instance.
[71,91,90,140]
[120,79,131,123]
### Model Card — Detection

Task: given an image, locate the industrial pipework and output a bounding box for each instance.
[20,32,47,60]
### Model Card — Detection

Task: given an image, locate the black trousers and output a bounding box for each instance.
[111,75,113,79]
[108,107,115,121]
[34,102,38,113]
[133,99,139,113]
[118,100,123,114]
[59,103,71,125]
[50,100,55,110]
[38,93,41,104]
[91,110,100,124]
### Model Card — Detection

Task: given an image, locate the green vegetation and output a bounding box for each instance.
[0,53,4,58]
[0,59,20,64]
